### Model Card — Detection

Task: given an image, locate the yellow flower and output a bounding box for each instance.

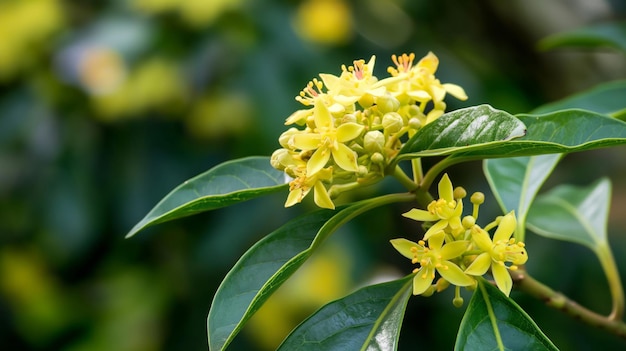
[285,165,335,210]
[289,102,364,175]
[464,211,528,296]
[391,232,474,295]
[381,52,468,125]
[402,174,463,238]
[318,56,386,106]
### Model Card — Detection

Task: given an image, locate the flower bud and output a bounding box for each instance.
[270,148,293,170]
[278,128,300,149]
[357,165,369,177]
[370,152,384,164]
[358,93,375,108]
[342,113,357,124]
[407,104,421,117]
[363,130,385,154]
[376,94,400,114]
[453,186,467,199]
[462,215,475,229]
[470,192,485,205]
[408,117,422,130]
[453,296,464,308]
[382,112,404,133]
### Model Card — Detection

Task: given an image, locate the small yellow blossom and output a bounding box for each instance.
[381,52,468,125]
[271,148,335,209]
[391,232,474,295]
[402,174,463,238]
[318,56,386,106]
[285,166,334,209]
[289,102,364,175]
[465,211,528,296]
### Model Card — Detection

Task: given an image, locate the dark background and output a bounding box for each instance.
[1,0,626,350]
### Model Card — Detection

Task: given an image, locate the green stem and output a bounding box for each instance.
[392,165,419,192]
[420,156,469,190]
[511,269,626,339]
[597,244,625,321]
[411,158,423,184]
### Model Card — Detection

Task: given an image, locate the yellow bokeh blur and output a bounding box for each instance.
[185,93,253,139]
[132,0,245,27]
[91,58,187,120]
[292,0,353,46]
[0,248,71,344]
[0,0,64,81]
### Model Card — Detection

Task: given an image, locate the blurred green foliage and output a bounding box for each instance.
[1,0,625,350]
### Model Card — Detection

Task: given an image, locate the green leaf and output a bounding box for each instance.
[399,104,527,158]
[531,80,626,119]
[455,280,558,351]
[527,178,625,322]
[483,154,561,239]
[207,193,413,351]
[399,107,626,160]
[126,156,287,238]
[537,21,626,53]
[526,178,611,250]
[276,276,413,351]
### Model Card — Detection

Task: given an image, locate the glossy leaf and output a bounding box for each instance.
[537,21,626,52]
[526,178,611,250]
[455,279,558,351]
[126,156,287,238]
[484,154,561,238]
[531,80,626,119]
[276,276,413,351]
[399,107,626,160]
[207,194,413,351]
[399,104,526,158]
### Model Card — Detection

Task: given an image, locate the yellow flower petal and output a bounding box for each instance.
[428,231,445,250]
[416,52,439,75]
[443,83,468,101]
[494,211,516,243]
[407,90,431,102]
[492,263,512,296]
[307,147,331,175]
[439,174,454,202]
[413,267,435,295]
[313,100,332,128]
[422,220,447,240]
[438,261,474,286]
[403,208,438,222]
[425,109,444,124]
[318,73,341,92]
[439,240,469,260]
[285,188,304,207]
[431,84,446,103]
[313,181,334,209]
[336,123,364,143]
[290,133,321,150]
[285,108,313,125]
[471,226,493,252]
[464,252,491,276]
[390,238,420,260]
[331,142,359,172]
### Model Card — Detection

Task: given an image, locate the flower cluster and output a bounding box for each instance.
[271,53,468,209]
[391,174,528,302]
